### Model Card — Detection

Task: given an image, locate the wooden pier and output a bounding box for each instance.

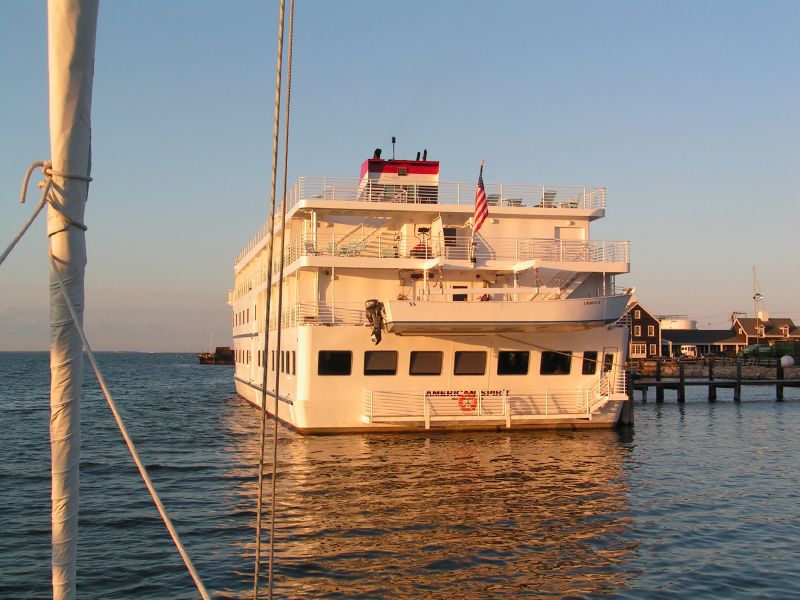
[631,362,800,403]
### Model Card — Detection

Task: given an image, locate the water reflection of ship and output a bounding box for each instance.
[223,419,637,597]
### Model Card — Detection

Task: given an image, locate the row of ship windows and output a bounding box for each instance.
[233,307,255,327]
[236,349,297,375]
[236,349,614,376]
[317,350,614,377]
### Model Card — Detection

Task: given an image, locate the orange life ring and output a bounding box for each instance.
[458,391,478,412]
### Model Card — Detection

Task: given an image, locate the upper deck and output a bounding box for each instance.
[235,176,608,266]
[288,176,606,211]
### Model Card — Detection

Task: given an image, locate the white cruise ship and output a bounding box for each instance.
[229,150,632,433]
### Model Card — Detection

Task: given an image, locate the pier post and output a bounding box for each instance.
[655,359,664,402]
[677,363,686,403]
[734,364,742,402]
[620,371,634,426]
[777,365,784,402]
[708,360,716,402]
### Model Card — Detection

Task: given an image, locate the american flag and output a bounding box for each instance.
[473,163,488,234]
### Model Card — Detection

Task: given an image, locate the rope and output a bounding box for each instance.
[48,248,211,600]
[0,178,52,267]
[1,160,95,268]
[5,161,210,597]
[268,1,295,597]
[254,0,287,597]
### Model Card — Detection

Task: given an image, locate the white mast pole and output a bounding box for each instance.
[47,1,98,598]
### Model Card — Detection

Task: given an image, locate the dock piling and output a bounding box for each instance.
[777,366,784,402]
[734,364,742,402]
[655,360,664,402]
[708,361,716,402]
[620,371,634,425]
[677,363,686,403]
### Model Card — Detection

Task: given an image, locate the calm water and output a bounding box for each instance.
[1,352,798,599]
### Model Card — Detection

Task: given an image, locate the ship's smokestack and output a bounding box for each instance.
[373,148,382,159]
[423,149,427,160]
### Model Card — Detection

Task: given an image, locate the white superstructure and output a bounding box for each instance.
[230,152,632,432]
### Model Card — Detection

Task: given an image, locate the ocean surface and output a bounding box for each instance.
[1,352,798,599]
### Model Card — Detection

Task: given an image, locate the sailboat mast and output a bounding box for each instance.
[46,1,98,598]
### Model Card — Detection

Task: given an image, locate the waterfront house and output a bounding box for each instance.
[624,302,661,359]
[731,316,800,346]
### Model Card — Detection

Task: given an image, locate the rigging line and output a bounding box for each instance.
[254,0,287,598]
[268,0,294,598]
[47,249,211,600]
[0,161,56,267]
[0,180,52,267]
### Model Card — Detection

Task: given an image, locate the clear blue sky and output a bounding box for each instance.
[1,1,798,351]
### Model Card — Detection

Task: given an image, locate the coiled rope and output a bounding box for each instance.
[3,163,211,600]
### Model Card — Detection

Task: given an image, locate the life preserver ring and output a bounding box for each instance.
[458,391,477,412]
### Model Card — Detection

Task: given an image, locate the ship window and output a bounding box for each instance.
[318,351,352,376]
[409,351,442,375]
[453,286,468,302]
[454,351,486,375]
[603,353,614,372]
[364,351,398,375]
[292,351,296,375]
[540,351,571,375]
[280,351,285,373]
[498,351,530,375]
[271,350,276,371]
[398,167,408,176]
[582,351,598,375]
[443,227,457,246]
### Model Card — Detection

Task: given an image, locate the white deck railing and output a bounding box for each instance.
[233,232,629,298]
[238,231,629,275]
[286,177,605,211]
[285,233,629,264]
[361,376,616,428]
[269,302,369,328]
[236,177,606,265]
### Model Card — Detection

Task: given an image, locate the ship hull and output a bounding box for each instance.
[231,324,629,433]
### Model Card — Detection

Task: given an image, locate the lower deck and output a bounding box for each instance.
[232,324,629,432]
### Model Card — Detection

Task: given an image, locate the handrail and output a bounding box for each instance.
[289,177,605,210]
[232,231,631,293]
[362,387,598,422]
[235,177,607,265]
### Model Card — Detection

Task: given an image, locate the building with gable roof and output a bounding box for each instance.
[623,301,661,359]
